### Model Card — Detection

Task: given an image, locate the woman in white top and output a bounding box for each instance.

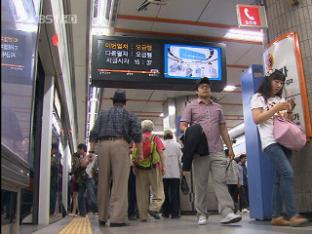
[250,70,307,226]
[162,129,183,218]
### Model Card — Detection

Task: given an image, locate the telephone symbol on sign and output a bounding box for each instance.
[244,8,255,21]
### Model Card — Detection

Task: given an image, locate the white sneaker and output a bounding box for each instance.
[220,212,241,224]
[198,215,207,225]
[242,208,249,213]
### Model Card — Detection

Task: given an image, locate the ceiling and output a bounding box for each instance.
[70,0,264,141]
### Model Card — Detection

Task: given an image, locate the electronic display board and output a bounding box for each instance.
[91,36,227,92]
[164,44,222,80]
[92,36,162,79]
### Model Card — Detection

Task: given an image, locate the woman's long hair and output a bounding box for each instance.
[257,69,286,103]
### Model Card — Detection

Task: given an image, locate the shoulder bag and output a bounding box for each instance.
[273,115,306,151]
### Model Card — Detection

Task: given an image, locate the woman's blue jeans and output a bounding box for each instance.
[264,143,296,218]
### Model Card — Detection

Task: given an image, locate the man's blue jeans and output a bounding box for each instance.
[78,183,87,216]
[264,143,296,218]
[86,178,97,213]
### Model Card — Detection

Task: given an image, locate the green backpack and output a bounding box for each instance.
[131,135,160,168]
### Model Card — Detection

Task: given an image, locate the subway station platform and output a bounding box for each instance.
[27,213,312,234]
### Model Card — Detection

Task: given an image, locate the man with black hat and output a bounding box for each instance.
[88,89,142,227]
[180,77,241,225]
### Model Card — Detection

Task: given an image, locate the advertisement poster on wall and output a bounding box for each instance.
[263,32,312,137]
[1,0,40,164]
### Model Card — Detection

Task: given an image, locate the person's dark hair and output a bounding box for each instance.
[195,77,211,90]
[77,143,87,152]
[257,69,286,103]
[240,154,247,161]
[224,148,229,156]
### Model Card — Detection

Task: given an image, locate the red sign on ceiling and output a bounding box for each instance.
[236,5,267,28]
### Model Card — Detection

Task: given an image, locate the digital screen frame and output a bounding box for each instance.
[91,36,227,92]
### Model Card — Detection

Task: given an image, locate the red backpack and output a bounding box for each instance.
[142,135,156,159]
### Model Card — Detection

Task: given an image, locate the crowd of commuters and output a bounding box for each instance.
[63,73,308,228]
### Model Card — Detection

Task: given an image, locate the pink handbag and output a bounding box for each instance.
[273,116,307,151]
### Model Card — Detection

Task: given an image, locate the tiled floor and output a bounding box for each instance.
[29,212,312,234]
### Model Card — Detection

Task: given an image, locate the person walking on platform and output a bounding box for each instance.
[85,152,98,215]
[251,70,308,226]
[88,89,142,227]
[180,77,241,225]
[72,143,90,217]
[162,129,183,219]
[237,154,249,213]
[131,120,165,222]
[225,149,240,214]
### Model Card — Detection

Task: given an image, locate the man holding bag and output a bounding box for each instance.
[180,77,241,225]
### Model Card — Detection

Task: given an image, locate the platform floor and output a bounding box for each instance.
[28,212,312,234]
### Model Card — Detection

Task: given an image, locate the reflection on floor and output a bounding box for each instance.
[30,212,312,234]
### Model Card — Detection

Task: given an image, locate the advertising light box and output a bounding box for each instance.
[91,36,227,92]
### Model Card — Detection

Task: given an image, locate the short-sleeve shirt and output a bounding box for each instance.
[180,98,225,153]
[143,132,165,153]
[250,93,285,150]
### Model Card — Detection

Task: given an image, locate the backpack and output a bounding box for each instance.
[131,135,160,168]
[142,135,155,159]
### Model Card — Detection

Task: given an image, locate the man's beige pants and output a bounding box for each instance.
[96,139,130,223]
[135,166,165,220]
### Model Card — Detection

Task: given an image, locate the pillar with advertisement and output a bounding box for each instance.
[263,32,312,138]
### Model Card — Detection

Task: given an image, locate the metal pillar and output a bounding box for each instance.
[240,64,274,220]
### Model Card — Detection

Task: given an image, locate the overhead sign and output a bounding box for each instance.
[91,36,227,92]
[263,32,312,138]
[93,37,162,79]
[236,4,268,28]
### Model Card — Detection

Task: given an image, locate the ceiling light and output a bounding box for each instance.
[168,105,176,116]
[224,29,264,42]
[159,113,164,117]
[91,26,112,35]
[223,85,237,92]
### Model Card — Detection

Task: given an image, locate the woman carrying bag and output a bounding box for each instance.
[250,70,308,226]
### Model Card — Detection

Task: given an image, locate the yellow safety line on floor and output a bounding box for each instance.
[59,216,92,234]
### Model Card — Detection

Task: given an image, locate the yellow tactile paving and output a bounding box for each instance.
[59,216,92,234]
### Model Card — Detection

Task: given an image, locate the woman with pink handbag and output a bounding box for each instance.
[250,70,308,226]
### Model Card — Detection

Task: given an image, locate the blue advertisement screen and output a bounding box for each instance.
[164,44,222,80]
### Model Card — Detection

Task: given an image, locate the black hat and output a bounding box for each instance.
[196,77,211,89]
[111,89,127,102]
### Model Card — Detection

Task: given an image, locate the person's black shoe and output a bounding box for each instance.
[162,214,169,218]
[148,211,160,219]
[171,215,180,219]
[98,220,106,226]
[110,222,129,227]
